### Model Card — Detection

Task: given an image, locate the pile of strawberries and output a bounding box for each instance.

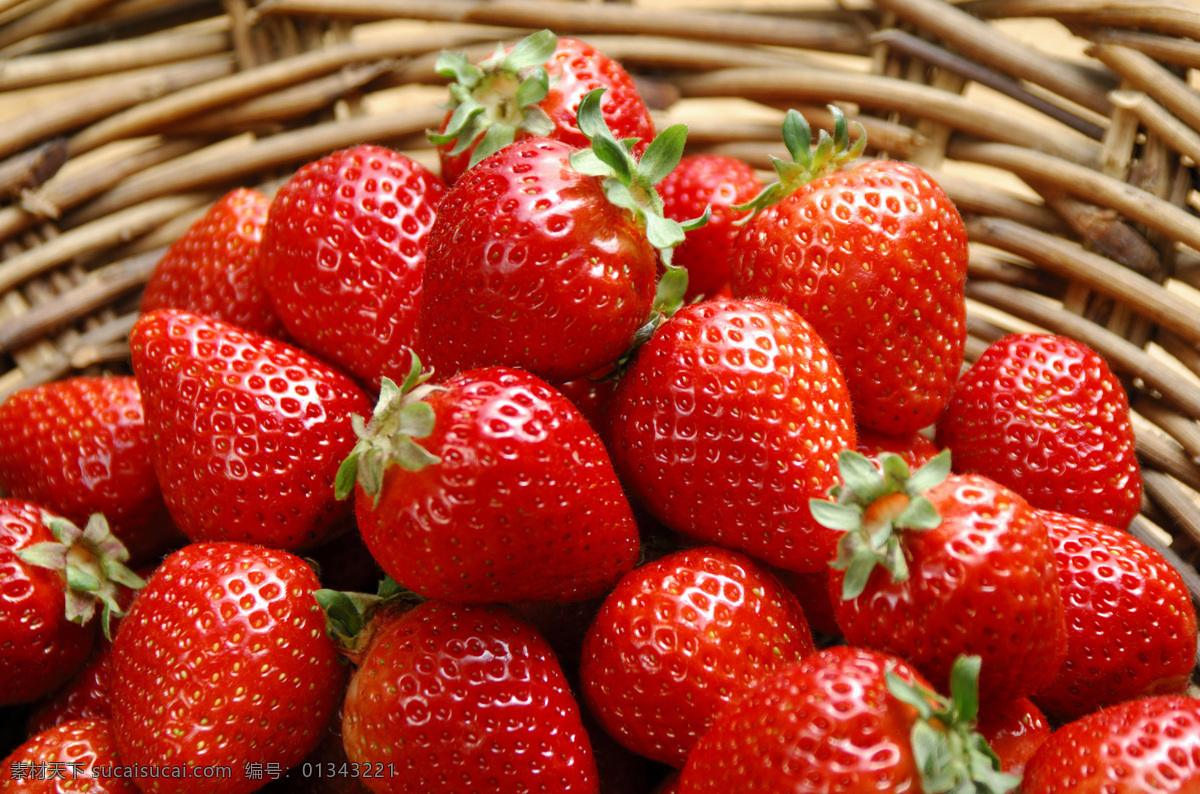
[1,30,1198,794]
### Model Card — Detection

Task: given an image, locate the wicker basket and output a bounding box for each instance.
[3,0,1200,658]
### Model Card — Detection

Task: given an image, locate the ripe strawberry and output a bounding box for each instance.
[431,30,655,184]
[678,649,1017,793]
[606,298,856,574]
[1033,508,1197,721]
[1022,695,1200,793]
[814,450,1066,703]
[130,309,370,551]
[0,376,179,566]
[258,144,446,389]
[975,697,1051,779]
[0,503,142,707]
[140,187,283,338]
[656,154,763,301]
[1,719,139,793]
[936,332,1142,529]
[109,542,345,794]
[856,427,940,472]
[338,598,598,793]
[731,108,969,435]
[338,362,639,604]
[420,89,702,383]
[580,546,815,767]
[24,646,115,738]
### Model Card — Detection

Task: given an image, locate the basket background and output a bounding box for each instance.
[2,0,1200,642]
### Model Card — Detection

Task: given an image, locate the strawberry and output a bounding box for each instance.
[1022,695,1200,793]
[109,542,345,794]
[24,645,115,738]
[0,376,180,566]
[605,298,856,574]
[580,546,815,767]
[856,427,941,472]
[677,649,1017,793]
[258,144,446,389]
[656,154,763,301]
[936,332,1143,529]
[130,309,370,551]
[420,88,703,383]
[431,30,655,184]
[731,108,969,435]
[1,718,139,793]
[0,503,142,707]
[335,598,599,793]
[337,362,640,604]
[813,450,1066,704]
[140,187,283,338]
[975,697,1051,779]
[1032,508,1197,721]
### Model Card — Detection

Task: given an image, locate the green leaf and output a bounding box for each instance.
[679,204,711,232]
[334,452,360,501]
[427,98,485,145]
[504,29,558,71]
[651,265,689,320]
[885,670,935,719]
[521,105,555,139]
[397,402,437,440]
[644,211,686,253]
[808,499,862,532]
[948,655,982,725]
[592,133,633,185]
[15,541,66,571]
[514,67,550,110]
[837,450,885,502]
[897,496,942,531]
[780,109,813,171]
[569,148,616,179]
[468,122,516,168]
[638,123,688,186]
[394,439,442,472]
[840,549,878,600]
[434,50,483,86]
[575,87,608,142]
[908,448,953,495]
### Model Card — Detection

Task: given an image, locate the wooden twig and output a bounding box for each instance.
[962,0,1200,42]
[1073,25,1200,70]
[0,139,66,201]
[0,0,119,51]
[1088,43,1200,139]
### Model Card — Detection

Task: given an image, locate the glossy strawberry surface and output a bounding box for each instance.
[420,138,659,383]
[130,309,369,551]
[140,187,282,338]
[436,36,655,185]
[0,501,94,708]
[606,299,856,574]
[732,160,968,435]
[1033,508,1197,721]
[1022,695,1200,793]
[341,600,598,794]
[580,546,815,767]
[830,474,1067,704]
[678,646,929,793]
[1,718,139,793]
[259,145,446,388]
[656,154,763,301]
[975,697,1050,779]
[0,376,177,566]
[354,366,639,603]
[936,332,1142,529]
[109,542,344,794]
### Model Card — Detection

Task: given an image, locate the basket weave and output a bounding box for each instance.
[2,0,1200,625]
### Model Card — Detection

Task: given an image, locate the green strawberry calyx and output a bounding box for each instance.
[809,448,951,600]
[428,29,559,170]
[735,105,866,219]
[15,511,146,641]
[886,655,1021,794]
[335,356,442,505]
[315,577,423,664]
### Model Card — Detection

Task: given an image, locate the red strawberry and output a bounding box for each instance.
[731,108,969,435]
[109,542,345,794]
[338,599,598,793]
[656,154,763,301]
[936,332,1142,529]
[856,427,940,472]
[0,376,179,566]
[1022,695,1200,793]
[0,503,142,707]
[258,144,446,389]
[814,450,1066,704]
[140,187,283,338]
[606,298,856,574]
[678,648,1017,793]
[431,30,655,184]
[975,697,1051,779]
[580,546,815,767]
[1,719,139,793]
[420,89,701,383]
[338,363,638,604]
[130,309,370,551]
[1033,508,1197,721]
